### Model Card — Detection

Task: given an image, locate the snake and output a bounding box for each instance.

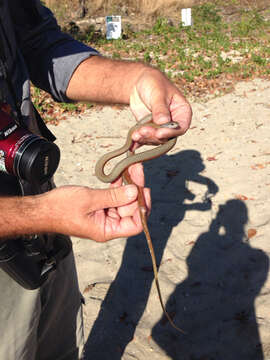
[95,114,185,333]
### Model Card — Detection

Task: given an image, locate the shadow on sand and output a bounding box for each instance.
[84,149,268,360]
[151,198,268,360]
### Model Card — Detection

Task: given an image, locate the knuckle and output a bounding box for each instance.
[109,187,119,206]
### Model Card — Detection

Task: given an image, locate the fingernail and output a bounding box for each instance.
[125,185,137,200]
[156,115,171,124]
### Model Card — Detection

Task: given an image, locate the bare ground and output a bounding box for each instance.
[49,78,270,360]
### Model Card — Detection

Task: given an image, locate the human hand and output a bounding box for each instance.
[130,68,192,145]
[43,164,150,242]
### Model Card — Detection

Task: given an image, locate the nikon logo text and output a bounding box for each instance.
[4,124,18,137]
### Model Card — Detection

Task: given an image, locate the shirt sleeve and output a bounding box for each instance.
[9,0,100,102]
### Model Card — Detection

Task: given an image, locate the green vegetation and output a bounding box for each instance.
[33,3,270,122]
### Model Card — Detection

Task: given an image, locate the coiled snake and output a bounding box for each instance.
[95,114,184,333]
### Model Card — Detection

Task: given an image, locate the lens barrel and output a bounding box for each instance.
[0,109,60,184]
[14,136,60,184]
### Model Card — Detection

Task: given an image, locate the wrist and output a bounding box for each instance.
[34,191,56,234]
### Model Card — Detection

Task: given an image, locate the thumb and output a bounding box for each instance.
[131,79,171,125]
[150,92,171,125]
[130,86,150,120]
[94,185,138,210]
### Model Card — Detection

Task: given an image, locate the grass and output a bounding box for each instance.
[34,2,270,122]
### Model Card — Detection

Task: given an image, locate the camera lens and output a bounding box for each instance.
[14,137,60,184]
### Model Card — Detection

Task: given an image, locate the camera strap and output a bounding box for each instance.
[0,21,9,101]
[0,17,56,142]
[0,19,25,126]
[33,106,56,142]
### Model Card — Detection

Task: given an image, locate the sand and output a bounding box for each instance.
[48,78,270,360]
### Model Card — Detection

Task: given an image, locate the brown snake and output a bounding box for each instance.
[95,114,185,333]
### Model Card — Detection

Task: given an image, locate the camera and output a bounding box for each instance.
[0,109,60,184]
[0,108,64,289]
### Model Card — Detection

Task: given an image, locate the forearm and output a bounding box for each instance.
[66,56,152,104]
[0,195,51,240]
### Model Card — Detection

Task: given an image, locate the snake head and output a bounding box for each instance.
[160,121,180,129]
[133,120,180,146]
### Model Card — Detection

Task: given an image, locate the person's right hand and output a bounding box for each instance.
[129,68,192,145]
[41,164,150,242]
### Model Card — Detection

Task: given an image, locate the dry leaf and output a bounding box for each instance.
[83,283,95,294]
[235,194,248,201]
[251,163,265,170]
[207,156,217,161]
[247,229,257,239]
[100,144,112,148]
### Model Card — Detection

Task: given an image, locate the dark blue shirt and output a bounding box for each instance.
[0,0,98,194]
[0,0,98,126]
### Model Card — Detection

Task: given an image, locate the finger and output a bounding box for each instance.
[117,200,138,217]
[132,96,191,143]
[156,94,192,138]
[132,125,165,144]
[106,207,121,220]
[131,88,171,143]
[92,185,138,210]
[110,163,145,188]
[106,208,143,240]
[170,95,192,135]
[110,176,123,188]
[151,95,171,126]
[144,187,151,215]
[117,188,151,217]
[128,163,145,187]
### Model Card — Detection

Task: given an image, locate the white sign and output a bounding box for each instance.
[106,15,121,40]
[181,8,192,27]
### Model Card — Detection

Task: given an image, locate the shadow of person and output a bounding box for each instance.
[84,150,219,359]
[151,199,269,360]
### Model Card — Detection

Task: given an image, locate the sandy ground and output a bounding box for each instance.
[48,78,270,360]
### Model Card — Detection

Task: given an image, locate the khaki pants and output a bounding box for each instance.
[0,251,84,360]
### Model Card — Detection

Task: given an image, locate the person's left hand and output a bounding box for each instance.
[130,68,192,145]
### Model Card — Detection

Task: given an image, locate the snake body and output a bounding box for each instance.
[95,114,184,333]
[95,115,178,183]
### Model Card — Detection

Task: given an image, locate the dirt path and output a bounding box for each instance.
[49,78,270,360]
